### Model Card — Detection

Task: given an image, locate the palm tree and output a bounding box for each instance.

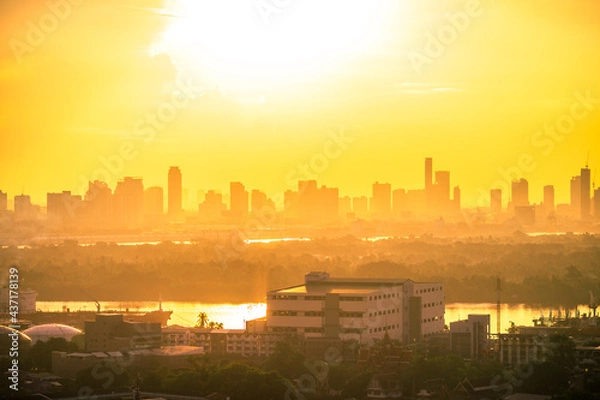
[207,321,224,329]
[196,312,209,328]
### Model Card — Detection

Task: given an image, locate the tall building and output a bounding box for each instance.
[14,194,32,220]
[47,191,82,224]
[85,314,161,352]
[543,185,555,212]
[266,272,445,344]
[490,189,502,214]
[0,190,7,211]
[425,157,433,195]
[113,177,144,228]
[453,186,461,211]
[251,189,275,217]
[594,188,600,219]
[450,315,490,360]
[230,181,249,221]
[434,171,450,204]
[511,178,529,207]
[570,176,581,217]
[84,181,112,226]
[168,166,182,217]
[144,186,164,217]
[198,190,226,222]
[371,182,391,218]
[581,167,591,220]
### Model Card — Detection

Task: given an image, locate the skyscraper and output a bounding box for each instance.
[230,181,249,221]
[47,191,82,223]
[570,176,581,217]
[0,190,7,211]
[543,185,555,212]
[14,194,32,220]
[511,178,529,207]
[425,157,433,193]
[435,171,450,204]
[113,177,144,228]
[594,188,600,219]
[581,167,591,220]
[168,166,182,217]
[371,182,391,218]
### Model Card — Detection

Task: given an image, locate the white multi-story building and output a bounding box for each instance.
[266,272,445,344]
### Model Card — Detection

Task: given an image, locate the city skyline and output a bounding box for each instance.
[1,160,598,225]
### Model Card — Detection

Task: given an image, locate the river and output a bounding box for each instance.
[35,301,591,334]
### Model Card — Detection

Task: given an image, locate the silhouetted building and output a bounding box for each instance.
[543,185,555,212]
[581,167,591,219]
[594,188,600,219]
[453,186,461,211]
[0,190,6,211]
[113,177,144,228]
[84,181,112,226]
[14,194,33,220]
[85,314,161,352]
[490,189,502,214]
[286,181,339,224]
[353,196,369,219]
[199,190,226,222]
[266,272,445,344]
[339,196,352,219]
[251,189,275,218]
[450,314,490,359]
[47,191,82,224]
[144,186,163,218]
[570,175,581,217]
[392,189,407,217]
[434,171,450,205]
[168,166,182,217]
[371,182,391,219]
[425,157,433,207]
[511,179,529,207]
[230,181,249,221]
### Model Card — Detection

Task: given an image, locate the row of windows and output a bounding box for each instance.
[423,316,443,323]
[417,286,442,294]
[369,293,398,301]
[339,296,364,302]
[270,311,365,318]
[340,311,364,318]
[272,311,298,316]
[341,328,363,334]
[423,301,443,308]
[305,327,324,333]
[369,308,399,317]
[369,324,399,333]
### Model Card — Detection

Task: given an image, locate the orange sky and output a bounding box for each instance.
[1,0,599,208]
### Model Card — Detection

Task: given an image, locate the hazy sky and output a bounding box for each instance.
[1,0,599,208]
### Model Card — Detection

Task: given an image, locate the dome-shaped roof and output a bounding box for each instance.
[0,325,32,354]
[23,324,82,344]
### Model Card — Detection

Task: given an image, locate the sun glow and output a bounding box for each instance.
[157,0,400,91]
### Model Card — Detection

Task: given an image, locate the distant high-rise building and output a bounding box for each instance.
[339,196,352,219]
[144,187,163,217]
[434,171,450,204]
[425,157,433,193]
[570,176,581,217]
[453,186,461,211]
[490,189,502,214]
[511,178,529,207]
[543,185,555,212]
[392,189,407,216]
[47,191,82,223]
[14,194,32,220]
[84,181,112,225]
[113,177,144,228]
[251,189,275,217]
[168,167,182,217]
[581,167,591,220]
[0,190,7,211]
[594,188,600,219]
[199,190,226,221]
[230,182,249,221]
[371,182,391,218]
